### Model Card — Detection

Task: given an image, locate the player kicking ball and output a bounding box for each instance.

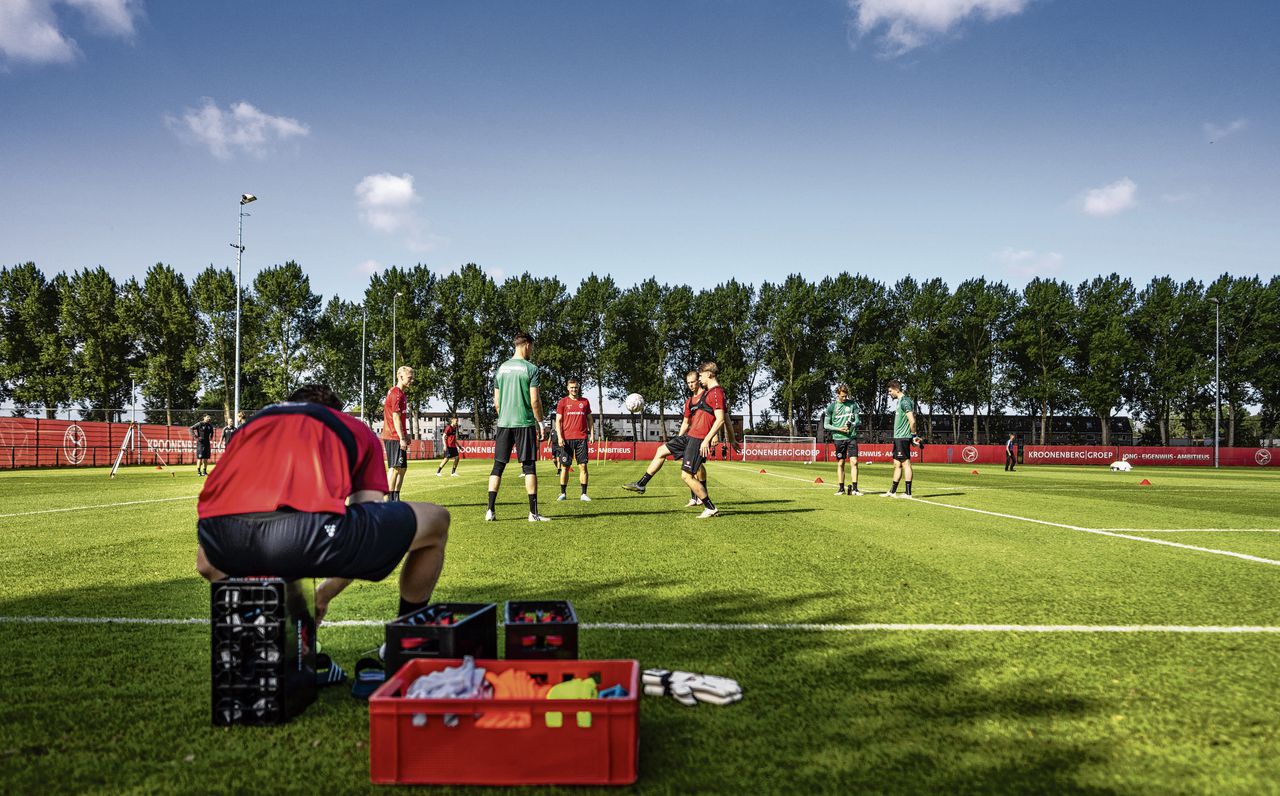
[882,379,921,499]
[623,371,709,503]
[822,384,862,495]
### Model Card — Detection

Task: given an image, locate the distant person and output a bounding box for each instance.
[1005,433,1017,472]
[435,416,460,477]
[547,410,563,477]
[555,377,594,501]
[882,380,920,499]
[487,333,549,522]
[190,414,215,476]
[822,384,861,495]
[221,411,246,449]
[381,366,413,501]
[195,383,451,625]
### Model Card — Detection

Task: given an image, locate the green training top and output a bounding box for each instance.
[892,395,915,439]
[494,357,541,428]
[822,399,859,441]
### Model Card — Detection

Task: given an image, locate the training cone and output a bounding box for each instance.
[759,469,767,474]
[1139,478,1151,486]
[814,477,824,484]
[971,469,979,475]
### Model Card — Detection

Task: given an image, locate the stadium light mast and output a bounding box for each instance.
[392,291,403,377]
[232,193,257,422]
[1210,296,1221,468]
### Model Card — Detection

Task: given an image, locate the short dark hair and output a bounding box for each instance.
[513,332,533,347]
[886,379,902,391]
[287,384,343,410]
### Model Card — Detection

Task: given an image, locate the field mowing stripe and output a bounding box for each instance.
[2,616,1279,633]
[0,495,198,519]
[913,498,1280,567]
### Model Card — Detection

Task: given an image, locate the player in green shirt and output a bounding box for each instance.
[487,332,550,522]
[822,384,862,495]
[882,379,920,498]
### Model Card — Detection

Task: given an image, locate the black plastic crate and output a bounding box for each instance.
[384,602,497,676]
[211,578,316,726]
[503,600,579,660]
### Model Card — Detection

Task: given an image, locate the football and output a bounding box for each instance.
[624,393,645,413]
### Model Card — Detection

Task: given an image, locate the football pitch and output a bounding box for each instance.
[2,461,1278,794]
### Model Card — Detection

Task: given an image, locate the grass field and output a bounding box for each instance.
[2,459,1279,794]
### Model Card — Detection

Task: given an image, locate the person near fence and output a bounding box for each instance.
[435,416,460,477]
[883,380,920,498]
[190,414,215,476]
[1005,433,1017,472]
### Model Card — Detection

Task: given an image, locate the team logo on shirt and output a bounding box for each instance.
[961,446,978,463]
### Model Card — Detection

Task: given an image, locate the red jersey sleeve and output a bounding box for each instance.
[556,397,568,418]
[708,387,726,411]
[351,421,390,492]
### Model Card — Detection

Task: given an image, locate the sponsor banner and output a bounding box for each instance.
[1121,446,1212,466]
[1024,445,1117,465]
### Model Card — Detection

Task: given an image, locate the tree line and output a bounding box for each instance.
[1,261,1276,446]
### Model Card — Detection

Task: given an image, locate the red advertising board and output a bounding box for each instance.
[1023,445,1277,467]
[1024,445,1117,466]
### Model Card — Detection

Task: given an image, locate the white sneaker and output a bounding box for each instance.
[450,472,459,477]
[697,507,719,519]
[893,493,910,499]
[556,493,567,501]
[484,509,495,521]
[435,471,442,477]
[686,498,702,507]
[880,492,894,498]
[579,494,592,502]
[528,512,551,522]
[849,489,864,496]
[833,489,846,496]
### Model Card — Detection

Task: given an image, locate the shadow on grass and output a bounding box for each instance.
[1,574,1114,794]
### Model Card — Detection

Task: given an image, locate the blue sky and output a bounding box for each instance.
[2,0,1277,302]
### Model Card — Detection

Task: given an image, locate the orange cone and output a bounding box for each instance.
[1139,478,1151,486]
[971,469,979,475]
[814,477,824,484]
[759,469,767,474]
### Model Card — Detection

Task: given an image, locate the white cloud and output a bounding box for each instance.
[1204,118,1247,143]
[354,173,445,253]
[0,0,141,65]
[356,259,382,275]
[1081,177,1137,217]
[995,246,1063,278]
[848,0,1029,56]
[165,97,310,159]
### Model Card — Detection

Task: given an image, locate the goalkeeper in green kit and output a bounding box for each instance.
[823,384,862,495]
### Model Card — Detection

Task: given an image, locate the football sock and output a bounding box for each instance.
[399,596,429,619]
[451,465,457,474]
[700,479,709,501]
[702,496,717,511]
[905,480,912,496]
[581,483,588,496]
[837,483,845,493]
[436,465,442,473]
[528,494,538,515]
[852,481,858,492]
[890,480,899,494]
[560,484,567,495]
[637,473,653,487]
[487,491,497,512]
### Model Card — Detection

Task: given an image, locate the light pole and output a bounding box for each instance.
[231,193,257,422]
[1210,296,1221,468]
[360,305,367,423]
[392,291,403,377]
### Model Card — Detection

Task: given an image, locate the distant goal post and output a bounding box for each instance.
[740,435,819,464]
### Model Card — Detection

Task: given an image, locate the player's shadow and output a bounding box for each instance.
[914,492,966,498]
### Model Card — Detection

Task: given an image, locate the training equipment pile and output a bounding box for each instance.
[643,668,743,706]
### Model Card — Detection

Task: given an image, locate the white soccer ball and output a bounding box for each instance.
[1109,460,1133,472]
[624,393,645,413]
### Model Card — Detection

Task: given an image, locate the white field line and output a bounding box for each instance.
[910,499,1280,567]
[1,615,1278,634]
[1096,528,1280,533]
[0,495,198,519]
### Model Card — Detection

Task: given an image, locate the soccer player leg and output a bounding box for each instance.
[195,542,227,582]
[399,501,451,616]
[834,440,847,493]
[681,441,708,500]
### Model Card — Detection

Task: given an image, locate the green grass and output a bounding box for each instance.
[2,460,1279,794]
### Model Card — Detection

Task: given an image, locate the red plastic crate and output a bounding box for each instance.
[369,658,639,786]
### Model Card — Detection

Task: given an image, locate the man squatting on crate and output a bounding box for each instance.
[194,384,451,623]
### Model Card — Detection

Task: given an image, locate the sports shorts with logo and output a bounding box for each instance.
[560,439,589,465]
[892,438,913,462]
[494,426,538,465]
[197,501,417,582]
[680,436,707,474]
[383,438,407,469]
[834,439,858,460]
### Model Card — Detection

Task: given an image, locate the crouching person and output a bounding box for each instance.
[195,384,450,624]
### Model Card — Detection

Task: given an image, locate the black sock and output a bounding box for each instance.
[702,496,716,511]
[852,481,858,493]
[637,473,652,487]
[560,484,567,495]
[398,597,429,620]
[890,480,899,494]
[905,480,912,496]
[528,494,538,515]
[700,479,709,501]
[837,483,845,493]
[581,483,588,495]
[487,490,497,512]
[690,489,697,500]
[451,465,457,473]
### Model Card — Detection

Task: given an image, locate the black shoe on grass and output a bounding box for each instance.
[622,482,646,494]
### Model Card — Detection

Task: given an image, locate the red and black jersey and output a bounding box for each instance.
[198,403,389,519]
[444,424,457,447]
[555,397,592,440]
[381,386,406,440]
[687,386,725,440]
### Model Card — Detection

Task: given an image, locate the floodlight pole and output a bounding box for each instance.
[392,291,403,377]
[232,194,257,421]
[360,305,367,422]
[1211,297,1221,468]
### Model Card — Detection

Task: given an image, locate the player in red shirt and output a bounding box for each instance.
[624,370,716,506]
[554,378,594,501]
[381,366,413,501]
[435,415,460,477]
[195,384,451,624]
[683,362,739,518]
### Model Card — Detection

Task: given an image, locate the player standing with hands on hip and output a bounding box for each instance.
[381,366,413,501]
[823,384,861,495]
[555,378,594,502]
[883,379,920,499]
[487,333,549,522]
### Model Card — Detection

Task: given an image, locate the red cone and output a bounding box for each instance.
[971,469,979,475]
[759,469,767,474]
[814,477,824,484]
[1139,478,1151,486]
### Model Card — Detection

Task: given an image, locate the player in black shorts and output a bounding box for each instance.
[190,414,215,476]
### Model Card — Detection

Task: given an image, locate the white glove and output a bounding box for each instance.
[643,668,742,707]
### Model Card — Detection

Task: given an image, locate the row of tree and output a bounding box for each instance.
[1,262,1277,445]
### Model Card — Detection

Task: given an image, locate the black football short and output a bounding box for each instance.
[494,426,538,465]
[560,439,589,465]
[383,439,407,469]
[197,502,417,582]
[443,446,459,459]
[892,438,913,461]
[680,436,707,474]
[196,442,212,459]
[834,439,858,461]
